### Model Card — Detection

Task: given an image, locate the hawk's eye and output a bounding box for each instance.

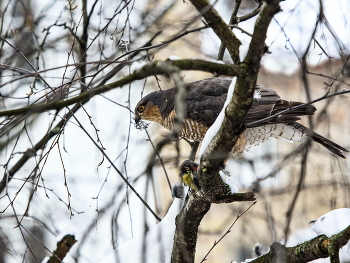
[138,105,145,112]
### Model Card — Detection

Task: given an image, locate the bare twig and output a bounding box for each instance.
[200,201,256,262]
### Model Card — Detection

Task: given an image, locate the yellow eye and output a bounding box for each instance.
[138,105,145,112]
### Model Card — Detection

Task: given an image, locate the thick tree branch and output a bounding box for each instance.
[171,191,255,263]
[244,0,281,65]
[216,192,255,203]
[217,2,262,61]
[172,196,211,263]
[217,0,243,61]
[190,0,241,64]
[0,60,244,118]
[171,1,281,262]
[200,0,282,200]
[48,234,77,263]
[250,224,350,263]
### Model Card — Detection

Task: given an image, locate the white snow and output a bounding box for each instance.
[197,78,240,194]
[283,209,350,262]
[286,208,350,263]
[194,58,226,64]
[240,209,350,263]
[55,226,79,242]
[284,227,317,247]
[168,55,181,60]
[98,195,186,263]
[230,258,254,263]
[219,171,239,193]
[253,90,261,99]
[130,61,148,73]
[311,208,350,237]
[198,77,237,160]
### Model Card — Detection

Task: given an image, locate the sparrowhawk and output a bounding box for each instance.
[134,77,348,158]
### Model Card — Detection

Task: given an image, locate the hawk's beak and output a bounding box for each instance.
[134,114,141,123]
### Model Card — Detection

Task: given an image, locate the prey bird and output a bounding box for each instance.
[134,77,348,158]
[179,160,200,190]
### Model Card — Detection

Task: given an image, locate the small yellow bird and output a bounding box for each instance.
[179,160,200,190]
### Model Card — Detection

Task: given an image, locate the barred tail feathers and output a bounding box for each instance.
[243,123,348,158]
[289,122,348,159]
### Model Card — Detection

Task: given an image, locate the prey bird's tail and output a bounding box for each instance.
[290,122,349,158]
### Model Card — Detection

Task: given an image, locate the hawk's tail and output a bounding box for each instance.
[290,122,349,158]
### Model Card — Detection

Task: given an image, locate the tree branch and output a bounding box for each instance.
[171,196,211,263]
[170,1,282,262]
[190,0,241,64]
[48,234,77,263]
[0,59,244,195]
[217,0,243,61]
[250,224,350,263]
[0,60,244,118]
[200,0,282,200]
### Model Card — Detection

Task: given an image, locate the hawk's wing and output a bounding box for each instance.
[185,78,230,127]
[245,85,316,128]
[183,77,316,128]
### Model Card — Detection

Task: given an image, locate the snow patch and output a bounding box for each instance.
[311,208,350,237]
[168,55,181,60]
[56,226,79,242]
[130,61,147,73]
[219,171,239,193]
[198,77,237,160]
[230,258,254,263]
[230,209,350,263]
[254,90,261,99]
[284,227,317,247]
[196,58,226,64]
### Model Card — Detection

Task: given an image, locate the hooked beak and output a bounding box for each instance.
[134,113,141,123]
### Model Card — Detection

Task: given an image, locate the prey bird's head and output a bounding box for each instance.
[134,90,173,125]
[179,160,199,175]
[179,160,200,190]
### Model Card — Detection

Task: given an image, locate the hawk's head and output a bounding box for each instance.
[134,89,175,125]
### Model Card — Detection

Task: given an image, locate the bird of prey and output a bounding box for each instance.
[179,160,200,190]
[134,77,348,158]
